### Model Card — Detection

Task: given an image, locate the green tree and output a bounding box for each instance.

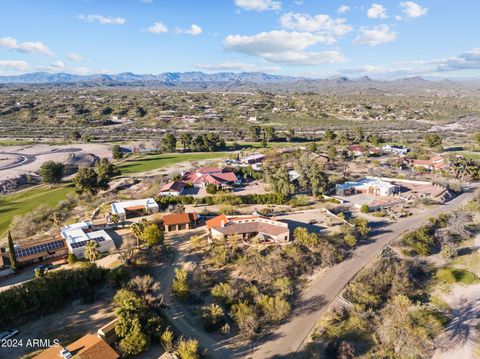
[112,144,124,160]
[160,328,174,352]
[161,133,177,152]
[424,133,443,148]
[230,301,258,338]
[119,319,150,356]
[172,268,189,301]
[180,133,193,152]
[375,295,434,359]
[114,289,151,356]
[83,240,100,262]
[73,167,101,195]
[263,126,276,143]
[249,125,262,142]
[7,232,19,271]
[353,127,365,143]
[360,204,370,213]
[39,161,64,184]
[176,338,199,359]
[324,129,337,142]
[256,294,291,323]
[201,303,226,332]
[327,145,337,162]
[96,158,121,179]
[139,224,163,247]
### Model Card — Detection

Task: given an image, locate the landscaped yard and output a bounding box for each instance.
[117,152,231,174]
[0,184,75,237]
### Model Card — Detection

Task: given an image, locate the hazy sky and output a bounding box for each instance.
[0,0,479,78]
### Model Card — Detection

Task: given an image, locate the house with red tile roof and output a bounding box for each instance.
[182,167,240,188]
[206,215,290,243]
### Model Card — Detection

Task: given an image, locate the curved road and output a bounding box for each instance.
[248,185,479,358]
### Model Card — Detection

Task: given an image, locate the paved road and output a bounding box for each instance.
[249,186,479,358]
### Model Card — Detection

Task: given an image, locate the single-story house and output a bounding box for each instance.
[408,155,448,171]
[348,144,365,157]
[206,214,290,243]
[163,212,198,232]
[0,238,68,267]
[158,181,186,196]
[111,198,159,222]
[182,167,241,188]
[61,222,116,259]
[34,333,119,359]
[336,177,400,197]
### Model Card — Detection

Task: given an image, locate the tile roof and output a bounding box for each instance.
[159,181,185,193]
[34,334,119,359]
[206,214,228,229]
[163,212,197,226]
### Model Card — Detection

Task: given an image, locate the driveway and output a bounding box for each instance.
[247,186,479,358]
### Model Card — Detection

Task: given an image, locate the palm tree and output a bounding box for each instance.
[83,240,100,262]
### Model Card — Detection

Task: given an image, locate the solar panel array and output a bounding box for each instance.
[70,236,106,249]
[15,240,65,258]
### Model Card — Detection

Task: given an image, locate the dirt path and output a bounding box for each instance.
[433,284,480,359]
[148,228,236,359]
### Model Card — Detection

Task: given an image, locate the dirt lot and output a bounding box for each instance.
[0,143,112,181]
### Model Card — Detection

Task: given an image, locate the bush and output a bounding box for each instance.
[0,264,108,326]
[360,204,370,213]
[201,303,226,332]
[172,269,190,301]
[67,253,78,264]
[176,338,199,359]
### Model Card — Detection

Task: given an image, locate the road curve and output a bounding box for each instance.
[248,186,478,358]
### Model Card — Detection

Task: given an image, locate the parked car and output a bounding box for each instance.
[0,329,19,340]
[60,347,73,359]
[34,264,53,272]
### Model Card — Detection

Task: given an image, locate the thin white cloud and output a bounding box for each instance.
[339,49,480,78]
[234,0,281,12]
[0,60,31,72]
[367,4,388,19]
[67,52,83,62]
[263,50,347,66]
[39,60,109,75]
[224,30,347,65]
[148,22,168,33]
[400,1,428,19]
[78,14,126,25]
[279,12,352,38]
[177,24,203,36]
[0,37,53,56]
[194,62,281,72]
[353,24,397,46]
[337,5,350,14]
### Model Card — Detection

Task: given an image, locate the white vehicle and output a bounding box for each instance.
[60,347,73,359]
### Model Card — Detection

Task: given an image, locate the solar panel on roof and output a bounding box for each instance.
[15,240,65,258]
[69,236,107,250]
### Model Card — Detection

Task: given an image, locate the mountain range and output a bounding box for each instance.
[0,71,479,94]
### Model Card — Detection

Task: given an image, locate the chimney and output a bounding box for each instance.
[220,220,225,228]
